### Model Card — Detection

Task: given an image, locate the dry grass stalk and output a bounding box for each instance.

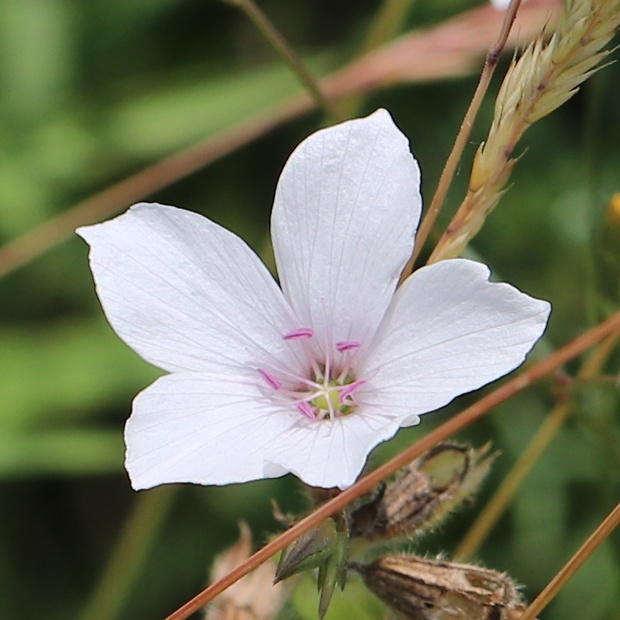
[429,0,620,263]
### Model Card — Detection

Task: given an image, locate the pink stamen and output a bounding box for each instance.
[336,340,360,352]
[338,380,366,403]
[297,401,317,420]
[257,368,282,390]
[283,327,314,340]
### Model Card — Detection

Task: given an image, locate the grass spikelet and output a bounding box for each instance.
[429,0,620,263]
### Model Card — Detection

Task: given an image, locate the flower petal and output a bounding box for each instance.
[125,371,298,489]
[266,411,402,489]
[271,109,421,356]
[77,203,301,373]
[359,259,551,418]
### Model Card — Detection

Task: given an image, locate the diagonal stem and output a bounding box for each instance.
[0,98,312,280]
[454,330,620,561]
[224,0,343,121]
[163,311,620,620]
[519,501,620,620]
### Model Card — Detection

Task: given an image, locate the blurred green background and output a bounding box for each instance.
[0,0,618,619]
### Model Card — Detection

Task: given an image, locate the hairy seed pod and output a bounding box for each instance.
[348,443,495,542]
[353,555,532,620]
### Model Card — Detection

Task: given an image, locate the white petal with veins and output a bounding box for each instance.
[78,203,301,374]
[272,109,421,358]
[266,409,402,489]
[126,371,295,489]
[359,259,550,418]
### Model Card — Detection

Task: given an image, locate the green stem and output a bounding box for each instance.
[79,487,177,620]
[362,0,414,53]
[224,0,343,122]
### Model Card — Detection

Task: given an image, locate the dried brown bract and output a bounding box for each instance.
[205,523,291,620]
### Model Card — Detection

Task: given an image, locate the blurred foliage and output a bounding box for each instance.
[0,1,618,619]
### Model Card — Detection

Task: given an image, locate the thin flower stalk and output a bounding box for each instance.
[222,0,344,121]
[362,0,415,54]
[163,311,620,620]
[340,0,416,118]
[429,0,620,263]
[454,329,620,561]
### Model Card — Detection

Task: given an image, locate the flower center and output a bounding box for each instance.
[257,328,365,421]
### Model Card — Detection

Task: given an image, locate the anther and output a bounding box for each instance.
[297,401,317,420]
[336,340,361,352]
[283,327,314,340]
[257,368,282,390]
[338,380,366,404]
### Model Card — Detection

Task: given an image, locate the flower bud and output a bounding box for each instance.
[275,518,339,582]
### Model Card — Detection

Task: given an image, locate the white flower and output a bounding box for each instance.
[77,109,550,491]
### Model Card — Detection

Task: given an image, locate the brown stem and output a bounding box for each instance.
[399,0,522,282]
[0,97,312,280]
[164,311,620,620]
[519,501,620,620]
[454,330,620,561]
